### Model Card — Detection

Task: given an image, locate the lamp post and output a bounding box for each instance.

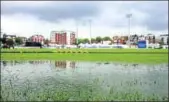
[76,21,78,45]
[89,19,92,44]
[126,13,132,48]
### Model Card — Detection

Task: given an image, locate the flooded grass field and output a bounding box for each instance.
[1,60,168,101]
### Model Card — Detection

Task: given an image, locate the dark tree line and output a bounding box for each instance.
[15,37,23,45]
[0,34,15,49]
[75,36,112,45]
[0,34,24,49]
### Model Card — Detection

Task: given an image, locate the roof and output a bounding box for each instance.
[51,30,75,33]
[160,34,168,36]
[31,34,44,37]
[18,37,27,39]
[6,35,16,37]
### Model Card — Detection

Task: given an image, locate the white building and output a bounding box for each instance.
[102,41,111,45]
[50,31,59,43]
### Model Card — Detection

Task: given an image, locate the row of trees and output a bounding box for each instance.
[75,36,112,44]
[0,37,15,48]
[0,33,26,48]
[0,37,24,45]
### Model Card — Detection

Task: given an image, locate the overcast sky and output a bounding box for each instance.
[1,1,168,39]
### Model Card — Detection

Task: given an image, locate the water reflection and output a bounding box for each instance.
[2,61,7,67]
[28,60,50,64]
[1,60,76,69]
[55,61,76,69]
[1,60,27,67]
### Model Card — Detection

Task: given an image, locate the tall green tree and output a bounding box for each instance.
[83,38,89,43]
[0,38,1,41]
[6,38,14,49]
[77,39,84,44]
[96,36,102,43]
[15,37,23,45]
[44,39,49,45]
[91,38,96,43]
[1,34,7,44]
[153,36,155,44]
[103,36,111,41]
[159,37,164,48]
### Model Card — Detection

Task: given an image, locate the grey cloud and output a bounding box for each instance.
[119,1,168,31]
[1,1,168,31]
[93,1,168,31]
[1,2,100,22]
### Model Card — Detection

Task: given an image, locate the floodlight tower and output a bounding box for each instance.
[76,21,78,45]
[126,13,132,48]
[89,19,92,44]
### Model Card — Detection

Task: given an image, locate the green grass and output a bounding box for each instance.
[1,48,168,64]
[1,48,168,53]
[1,53,168,64]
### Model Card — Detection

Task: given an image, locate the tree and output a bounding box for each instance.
[103,36,111,41]
[44,39,49,46]
[6,38,14,49]
[136,36,139,42]
[76,39,83,44]
[83,38,89,43]
[15,37,23,45]
[161,37,164,44]
[91,38,96,43]
[159,37,164,48]
[3,33,7,38]
[148,36,151,41]
[167,37,169,45]
[1,38,6,44]
[96,36,102,43]
[153,36,155,44]
[0,38,2,44]
[1,34,7,44]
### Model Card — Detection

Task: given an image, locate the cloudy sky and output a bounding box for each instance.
[1,1,168,39]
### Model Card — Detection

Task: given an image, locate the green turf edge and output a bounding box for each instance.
[1,53,168,65]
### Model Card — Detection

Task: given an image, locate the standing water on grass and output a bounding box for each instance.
[1,60,168,101]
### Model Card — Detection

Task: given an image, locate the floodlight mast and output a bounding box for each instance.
[76,21,78,45]
[89,19,92,44]
[126,13,132,48]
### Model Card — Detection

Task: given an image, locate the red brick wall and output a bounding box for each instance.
[55,33,67,45]
[63,33,67,45]
[70,33,76,45]
[54,32,77,45]
[31,35,44,43]
[55,33,58,44]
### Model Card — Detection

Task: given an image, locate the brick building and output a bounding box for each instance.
[112,36,128,44]
[50,31,76,45]
[145,34,155,44]
[29,35,45,44]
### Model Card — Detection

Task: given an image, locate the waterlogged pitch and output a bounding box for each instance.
[1,60,168,101]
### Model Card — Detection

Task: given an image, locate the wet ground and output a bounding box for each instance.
[1,60,168,101]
